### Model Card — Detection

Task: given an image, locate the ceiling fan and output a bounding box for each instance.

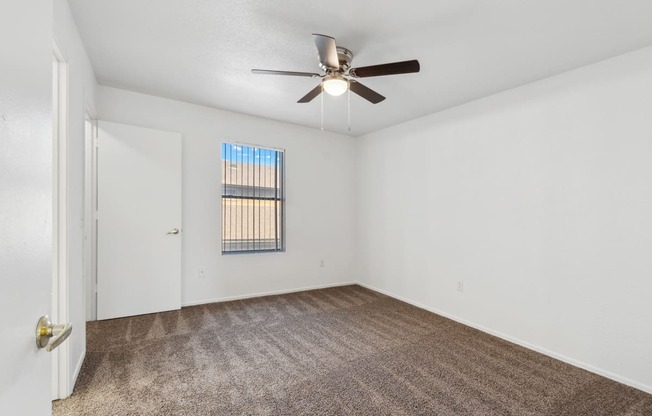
[252,34,420,104]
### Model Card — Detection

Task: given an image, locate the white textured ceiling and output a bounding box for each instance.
[68,0,652,136]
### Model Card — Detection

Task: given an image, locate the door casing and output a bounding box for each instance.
[52,37,72,400]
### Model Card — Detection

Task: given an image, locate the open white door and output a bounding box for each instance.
[0,2,56,414]
[97,121,182,320]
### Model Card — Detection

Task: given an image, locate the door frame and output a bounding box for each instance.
[84,109,98,321]
[52,38,71,400]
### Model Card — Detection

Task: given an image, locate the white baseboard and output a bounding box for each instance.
[181,281,357,307]
[356,281,652,395]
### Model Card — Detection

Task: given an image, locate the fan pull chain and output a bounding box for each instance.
[320,83,324,132]
[347,83,351,132]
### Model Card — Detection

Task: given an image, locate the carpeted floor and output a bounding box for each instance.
[53,285,652,415]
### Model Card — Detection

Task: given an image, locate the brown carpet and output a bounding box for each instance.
[53,285,652,415]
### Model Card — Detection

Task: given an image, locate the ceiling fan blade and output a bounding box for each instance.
[349,59,420,78]
[251,69,321,78]
[298,84,323,103]
[348,80,385,104]
[312,34,339,70]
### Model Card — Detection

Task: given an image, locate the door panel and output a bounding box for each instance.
[0,1,53,413]
[97,121,182,320]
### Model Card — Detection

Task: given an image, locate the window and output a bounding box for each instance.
[221,143,285,253]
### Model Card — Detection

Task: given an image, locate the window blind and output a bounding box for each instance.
[221,143,284,253]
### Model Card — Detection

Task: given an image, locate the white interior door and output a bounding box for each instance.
[0,2,53,413]
[97,121,182,320]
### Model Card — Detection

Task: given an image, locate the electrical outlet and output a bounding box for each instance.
[457,281,464,292]
[198,268,207,278]
[320,260,325,268]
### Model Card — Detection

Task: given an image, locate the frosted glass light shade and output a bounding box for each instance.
[323,76,348,96]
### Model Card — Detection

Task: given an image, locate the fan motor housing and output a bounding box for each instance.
[319,46,353,72]
[337,47,353,71]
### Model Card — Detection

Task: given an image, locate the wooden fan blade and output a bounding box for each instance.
[349,59,420,78]
[348,80,385,104]
[312,34,339,70]
[251,69,321,78]
[298,84,323,103]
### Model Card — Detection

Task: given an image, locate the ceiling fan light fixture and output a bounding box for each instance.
[252,34,418,105]
[322,75,348,96]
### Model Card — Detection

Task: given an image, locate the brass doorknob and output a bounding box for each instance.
[36,315,72,352]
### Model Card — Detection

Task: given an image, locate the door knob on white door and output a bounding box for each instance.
[35,315,72,352]
[167,228,181,235]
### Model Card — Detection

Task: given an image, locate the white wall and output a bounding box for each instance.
[96,86,356,305]
[356,46,652,393]
[53,0,97,394]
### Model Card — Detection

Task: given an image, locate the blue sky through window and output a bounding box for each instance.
[221,143,281,166]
